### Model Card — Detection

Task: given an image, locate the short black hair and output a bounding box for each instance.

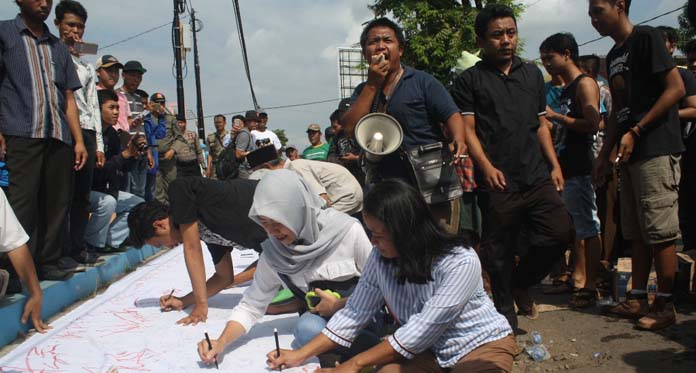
[363,179,462,284]
[685,39,696,55]
[360,17,405,51]
[134,89,149,100]
[656,26,677,44]
[475,3,516,38]
[259,112,268,119]
[284,146,297,157]
[127,201,169,248]
[578,54,601,77]
[540,32,579,64]
[232,114,245,123]
[214,114,226,121]
[97,89,118,106]
[55,0,88,23]
[329,109,340,123]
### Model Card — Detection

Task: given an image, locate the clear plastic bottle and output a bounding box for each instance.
[526,331,551,362]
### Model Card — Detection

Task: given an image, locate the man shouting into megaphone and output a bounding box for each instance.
[340,17,468,234]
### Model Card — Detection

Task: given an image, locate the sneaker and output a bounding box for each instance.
[57,257,88,272]
[636,296,676,330]
[72,250,104,265]
[41,264,75,281]
[0,269,9,298]
[603,291,649,319]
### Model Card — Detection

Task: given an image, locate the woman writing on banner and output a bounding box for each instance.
[265,180,515,373]
[198,170,378,363]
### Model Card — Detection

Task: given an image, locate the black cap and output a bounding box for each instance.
[337,98,351,115]
[247,144,279,169]
[150,93,166,103]
[123,60,147,74]
[245,110,260,122]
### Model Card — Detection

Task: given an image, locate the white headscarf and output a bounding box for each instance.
[249,170,357,275]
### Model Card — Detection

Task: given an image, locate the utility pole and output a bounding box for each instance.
[173,0,186,118]
[191,9,205,139]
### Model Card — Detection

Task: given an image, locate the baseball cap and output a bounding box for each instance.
[96,55,123,70]
[150,93,166,103]
[306,123,321,133]
[245,110,260,122]
[337,98,351,115]
[123,60,147,74]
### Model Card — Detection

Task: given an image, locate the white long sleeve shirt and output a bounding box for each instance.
[72,55,103,153]
[227,221,372,333]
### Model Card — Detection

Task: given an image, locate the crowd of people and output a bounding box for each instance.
[0,0,694,372]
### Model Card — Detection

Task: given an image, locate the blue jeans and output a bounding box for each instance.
[292,312,382,358]
[85,191,144,248]
[562,175,601,241]
[128,158,148,199]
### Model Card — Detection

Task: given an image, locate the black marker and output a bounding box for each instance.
[204,331,218,369]
[274,328,282,371]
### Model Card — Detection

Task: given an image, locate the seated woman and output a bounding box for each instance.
[263,179,515,373]
[198,170,374,362]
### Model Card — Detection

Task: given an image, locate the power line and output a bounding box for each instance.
[99,17,187,51]
[201,98,340,119]
[579,5,686,47]
[231,0,260,110]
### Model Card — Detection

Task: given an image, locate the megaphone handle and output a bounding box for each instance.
[370,84,384,113]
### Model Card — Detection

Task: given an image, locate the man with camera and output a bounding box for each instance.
[340,17,467,234]
[84,89,144,252]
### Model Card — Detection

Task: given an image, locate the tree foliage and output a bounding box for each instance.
[677,5,696,53]
[272,128,289,147]
[369,0,524,84]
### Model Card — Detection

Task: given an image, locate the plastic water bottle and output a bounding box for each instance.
[526,331,551,362]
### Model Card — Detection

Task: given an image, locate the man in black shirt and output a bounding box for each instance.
[657,26,696,256]
[590,0,685,330]
[540,33,602,308]
[450,4,573,331]
[127,177,267,325]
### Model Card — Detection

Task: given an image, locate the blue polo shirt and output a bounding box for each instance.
[0,15,81,145]
[351,65,460,150]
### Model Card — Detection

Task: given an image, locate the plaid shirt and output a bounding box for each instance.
[0,15,81,144]
[456,156,477,192]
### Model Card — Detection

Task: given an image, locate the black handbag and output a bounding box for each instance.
[404,142,463,205]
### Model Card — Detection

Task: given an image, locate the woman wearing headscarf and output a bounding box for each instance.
[266,179,515,373]
[198,170,374,363]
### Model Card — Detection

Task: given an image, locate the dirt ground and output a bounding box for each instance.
[512,287,696,373]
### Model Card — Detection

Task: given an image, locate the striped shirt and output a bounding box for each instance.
[0,15,81,145]
[72,55,103,152]
[323,246,512,368]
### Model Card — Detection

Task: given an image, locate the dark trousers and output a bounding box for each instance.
[478,181,574,331]
[177,160,201,178]
[67,129,96,256]
[145,171,156,202]
[5,136,74,268]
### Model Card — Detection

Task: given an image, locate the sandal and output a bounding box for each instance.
[543,278,574,294]
[570,288,597,309]
[513,288,539,320]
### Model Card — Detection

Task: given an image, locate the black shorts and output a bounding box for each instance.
[206,243,231,265]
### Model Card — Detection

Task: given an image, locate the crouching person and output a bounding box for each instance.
[198,170,378,365]
[265,180,515,373]
[84,89,145,252]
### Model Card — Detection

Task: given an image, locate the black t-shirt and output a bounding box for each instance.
[680,67,696,173]
[558,74,597,178]
[168,177,267,251]
[606,25,684,161]
[450,56,550,192]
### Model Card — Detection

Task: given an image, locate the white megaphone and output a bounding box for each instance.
[354,113,404,162]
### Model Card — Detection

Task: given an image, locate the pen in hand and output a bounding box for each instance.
[204,331,218,369]
[274,328,282,371]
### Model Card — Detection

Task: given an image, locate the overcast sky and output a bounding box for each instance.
[0,0,686,148]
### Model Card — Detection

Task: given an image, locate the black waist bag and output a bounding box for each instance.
[404,142,463,205]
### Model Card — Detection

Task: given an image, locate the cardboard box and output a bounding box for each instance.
[613,258,657,302]
[676,251,696,294]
